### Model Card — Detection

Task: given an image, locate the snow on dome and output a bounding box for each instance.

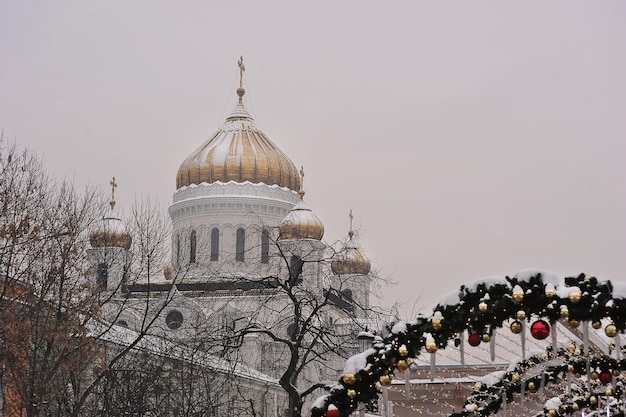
[176,90,301,192]
[331,242,371,276]
[89,209,131,250]
[278,199,324,240]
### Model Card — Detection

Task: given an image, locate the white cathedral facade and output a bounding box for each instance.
[87,65,377,413]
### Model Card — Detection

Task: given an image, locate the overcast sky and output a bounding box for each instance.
[1,1,624,318]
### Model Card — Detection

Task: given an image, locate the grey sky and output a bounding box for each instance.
[1,1,624,318]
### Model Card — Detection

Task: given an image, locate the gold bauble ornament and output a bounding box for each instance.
[512,286,524,303]
[572,403,579,411]
[396,359,409,372]
[511,373,520,382]
[568,364,575,372]
[432,318,442,331]
[545,284,556,298]
[590,371,599,380]
[398,344,409,357]
[343,373,356,385]
[425,340,438,354]
[482,333,491,343]
[560,306,569,318]
[347,389,357,399]
[605,324,618,337]
[574,348,581,355]
[548,410,556,417]
[592,321,602,330]
[516,310,526,320]
[606,388,613,396]
[569,319,580,329]
[574,373,581,378]
[613,369,621,377]
[379,374,391,386]
[590,396,597,405]
[541,352,549,360]
[510,320,523,334]
[567,343,576,353]
[568,290,582,303]
[527,382,536,392]
[478,302,488,313]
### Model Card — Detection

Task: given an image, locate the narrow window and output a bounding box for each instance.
[97,262,108,289]
[175,233,180,267]
[289,255,303,286]
[261,229,270,264]
[210,228,220,261]
[236,228,245,262]
[190,229,197,264]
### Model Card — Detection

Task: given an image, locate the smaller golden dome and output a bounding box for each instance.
[278,192,324,241]
[89,217,132,250]
[331,246,371,276]
[331,211,371,275]
[89,177,132,249]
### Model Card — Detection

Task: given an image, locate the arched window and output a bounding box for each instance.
[190,229,197,264]
[236,228,245,262]
[261,229,270,264]
[210,228,220,262]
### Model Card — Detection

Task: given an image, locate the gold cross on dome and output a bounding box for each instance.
[348,210,354,239]
[109,177,117,209]
[298,166,306,199]
[238,56,245,89]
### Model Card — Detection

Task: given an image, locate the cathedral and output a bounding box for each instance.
[87,59,376,413]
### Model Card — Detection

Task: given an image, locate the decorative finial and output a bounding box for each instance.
[298,166,305,199]
[348,210,354,239]
[237,56,246,104]
[109,177,117,210]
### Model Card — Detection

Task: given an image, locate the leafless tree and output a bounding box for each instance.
[211,224,394,417]
[0,138,195,416]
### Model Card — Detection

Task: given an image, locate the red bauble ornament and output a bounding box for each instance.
[530,320,550,340]
[327,407,340,417]
[468,333,482,347]
[599,371,613,384]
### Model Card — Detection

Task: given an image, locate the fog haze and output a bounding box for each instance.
[1,1,624,317]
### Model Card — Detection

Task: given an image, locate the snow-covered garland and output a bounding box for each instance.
[311,271,626,417]
[465,347,626,416]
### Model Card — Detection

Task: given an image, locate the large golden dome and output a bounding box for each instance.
[176,88,301,191]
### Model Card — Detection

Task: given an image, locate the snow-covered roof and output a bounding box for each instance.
[91,320,280,387]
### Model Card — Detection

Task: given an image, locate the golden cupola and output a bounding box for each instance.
[331,211,371,275]
[278,169,324,240]
[89,177,132,250]
[176,58,301,191]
